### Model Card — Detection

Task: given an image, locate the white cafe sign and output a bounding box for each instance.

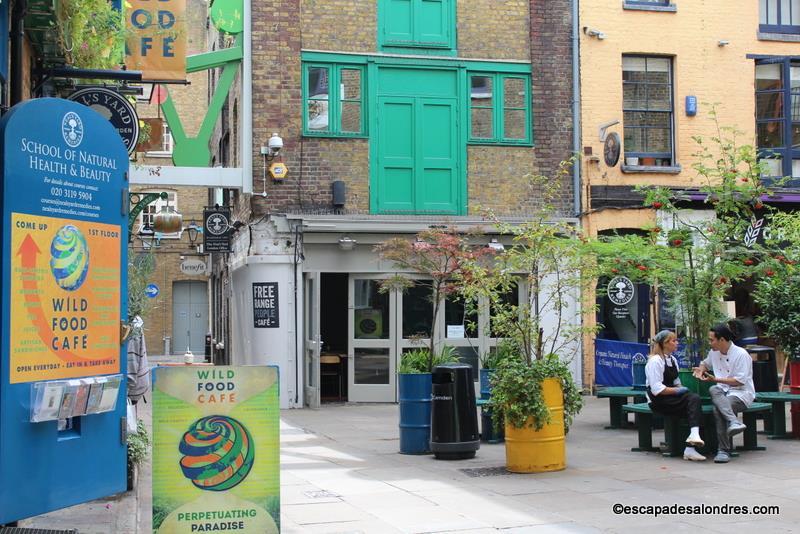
[180,258,207,275]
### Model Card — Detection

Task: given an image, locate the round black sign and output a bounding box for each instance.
[68,87,139,155]
[604,132,621,167]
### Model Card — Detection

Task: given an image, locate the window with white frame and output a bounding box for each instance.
[622,55,674,167]
[146,123,174,156]
[760,0,800,34]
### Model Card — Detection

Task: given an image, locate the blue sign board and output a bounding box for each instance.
[146,283,160,298]
[595,339,649,387]
[0,98,129,523]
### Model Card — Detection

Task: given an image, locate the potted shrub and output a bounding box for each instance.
[461,165,595,472]
[127,419,150,491]
[377,228,493,454]
[754,209,800,400]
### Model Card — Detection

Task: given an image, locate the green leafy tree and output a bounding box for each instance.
[459,161,595,430]
[375,227,495,372]
[594,117,774,363]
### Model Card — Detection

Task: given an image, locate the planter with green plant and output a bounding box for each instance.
[460,162,596,472]
[127,419,150,491]
[377,228,493,454]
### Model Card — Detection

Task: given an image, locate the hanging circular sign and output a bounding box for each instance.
[68,87,139,155]
[607,276,634,306]
[604,132,621,167]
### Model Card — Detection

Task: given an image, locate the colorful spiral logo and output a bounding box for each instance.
[49,225,90,291]
[179,415,255,492]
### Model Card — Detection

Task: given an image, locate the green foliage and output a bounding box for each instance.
[459,160,590,430]
[399,349,430,374]
[594,114,776,364]
[479,340,519,369]
[489,354,583,431]
[399,346,460,374]
[56,0,127,69]
[127,419,150,467]
[754,272,800,361]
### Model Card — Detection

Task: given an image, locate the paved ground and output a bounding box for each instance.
[16,374,800,533]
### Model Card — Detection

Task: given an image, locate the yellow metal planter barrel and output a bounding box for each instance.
[504,377,565,473]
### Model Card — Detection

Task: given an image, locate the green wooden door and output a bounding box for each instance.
[376,96,459,214]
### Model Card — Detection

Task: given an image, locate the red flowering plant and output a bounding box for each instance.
[375,227,496,372]
[594,116,775,364]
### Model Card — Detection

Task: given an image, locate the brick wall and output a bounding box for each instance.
[529,0,575,215]
[458,0,530,60]
[242,0,575,218]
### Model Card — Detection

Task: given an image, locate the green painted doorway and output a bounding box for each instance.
[372,67,463,214]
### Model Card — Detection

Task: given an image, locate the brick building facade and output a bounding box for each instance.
[210,1,581,408]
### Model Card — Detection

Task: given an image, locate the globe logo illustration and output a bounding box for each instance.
[179,415,255,491]
[50,225,90,291]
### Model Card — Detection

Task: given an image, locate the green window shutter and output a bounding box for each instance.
[384,0,414,44]
[416,0,450,46]
[380,0,454,51]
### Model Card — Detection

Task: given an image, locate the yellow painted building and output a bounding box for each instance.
[579,0,800,385]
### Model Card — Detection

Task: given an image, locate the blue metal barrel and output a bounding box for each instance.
[479,368,494,399]
[399,373,432,454]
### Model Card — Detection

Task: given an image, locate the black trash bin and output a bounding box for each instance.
[431,364,480,460]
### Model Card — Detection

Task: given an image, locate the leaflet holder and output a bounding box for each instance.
[30,374,122,423]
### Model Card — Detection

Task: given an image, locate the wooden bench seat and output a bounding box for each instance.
[596,387,648,429]
[622,402,771,457]
[755,391,800,439]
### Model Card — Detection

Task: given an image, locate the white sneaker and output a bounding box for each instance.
[686,432,705,447]
[728,421,746,437]
[683,448,706,462]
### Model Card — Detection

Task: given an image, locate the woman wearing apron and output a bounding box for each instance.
[645,330,706,461]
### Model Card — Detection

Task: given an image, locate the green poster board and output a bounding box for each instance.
[152,366,280,533]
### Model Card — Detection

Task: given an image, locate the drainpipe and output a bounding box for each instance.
[10,0,27,105]
[571,0,582,217]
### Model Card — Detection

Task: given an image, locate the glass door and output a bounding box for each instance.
[304,272,321,408]
[348,276,396,402]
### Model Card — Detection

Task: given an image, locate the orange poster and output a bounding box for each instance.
[10,213,121,383]
[125,0,187,82]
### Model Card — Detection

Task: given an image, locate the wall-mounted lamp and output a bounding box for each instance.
[137,223,160,249]
[184,220,201,248]
[583,27,606,40]
[488,239,505,252]
[338,235,357,251]
[717,40,730,47]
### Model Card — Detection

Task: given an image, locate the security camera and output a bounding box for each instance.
[267,132,283,154]
[583,27,606,40]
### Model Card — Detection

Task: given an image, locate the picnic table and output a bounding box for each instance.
[596,387,647,429]
[622,401,771,457]
[755,391,800,439]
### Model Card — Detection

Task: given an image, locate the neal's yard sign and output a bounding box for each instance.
[68,88,140,155]
[152,366,280,533]
[253,283,279,328]
[203,207,231,253]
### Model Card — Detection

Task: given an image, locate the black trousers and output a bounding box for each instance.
[649,392,702,428]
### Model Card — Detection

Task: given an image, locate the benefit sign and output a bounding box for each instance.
[3,99,128,383]
[152,366,280,533]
